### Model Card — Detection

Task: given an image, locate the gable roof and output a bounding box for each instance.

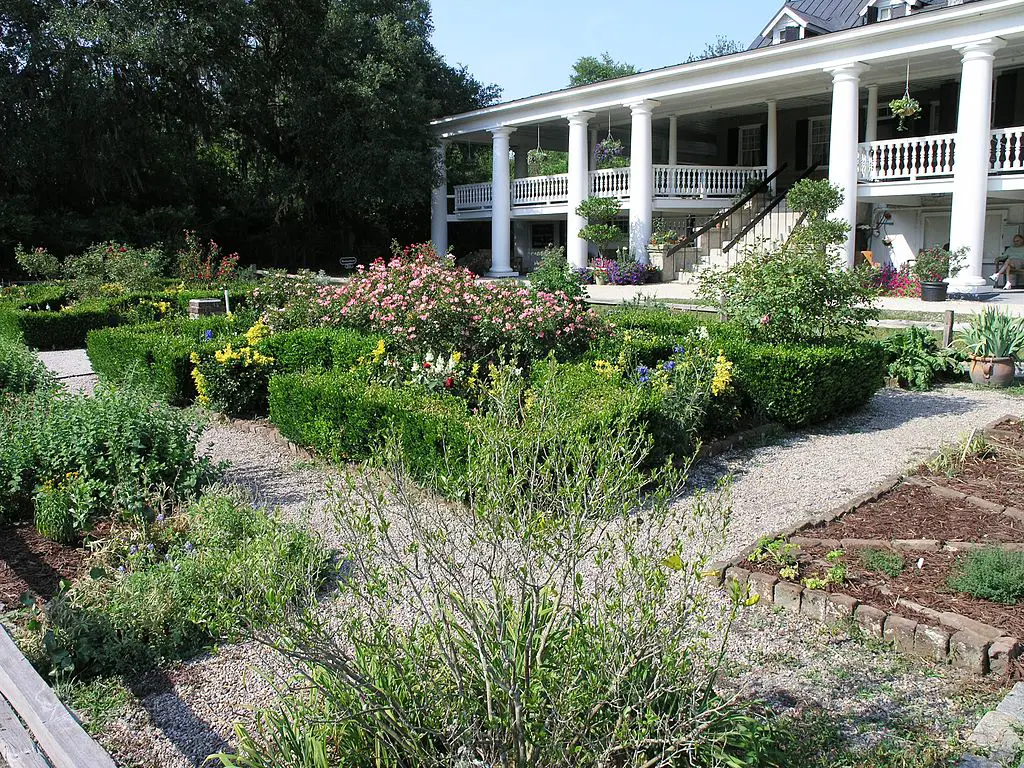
[748,0,949,49]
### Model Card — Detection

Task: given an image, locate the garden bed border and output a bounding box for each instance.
[703,414,1024,677]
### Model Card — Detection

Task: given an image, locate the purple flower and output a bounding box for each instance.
[663,361,676,372]
[129,545,138,555]
[637,365,650,385]
[156,513,165,522]
[673,345,685,354]
[117,565,125,574]
[204,329,214,341]
[147,543,155,551]
[184,542,194,553]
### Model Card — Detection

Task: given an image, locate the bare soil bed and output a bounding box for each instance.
[0,523,89,609]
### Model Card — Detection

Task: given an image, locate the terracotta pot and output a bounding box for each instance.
[919,281,948,302]
[969,356,1016,388]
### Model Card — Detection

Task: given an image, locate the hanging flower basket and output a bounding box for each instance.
[889,95,921,131]
[595,137,628,169]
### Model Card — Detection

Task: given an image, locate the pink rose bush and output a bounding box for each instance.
[263,243,606,364]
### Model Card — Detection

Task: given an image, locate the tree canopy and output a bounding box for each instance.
[686,35,745,62]
[0,0,499,269]
[568,53,637,87]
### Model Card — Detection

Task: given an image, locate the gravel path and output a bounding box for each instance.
[90,386,1022,766]
[36,349,96,395]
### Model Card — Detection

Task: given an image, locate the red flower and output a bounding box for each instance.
[444,377,454,389]
[422,361,431,369]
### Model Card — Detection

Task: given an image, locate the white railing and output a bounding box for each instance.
[857,133,956,182]
[589,167,630,198]
[991,126,1024,174]
[653,165,766,198]
[454,182,492,211]
[858,126,1024,182]
[512,174,569,205]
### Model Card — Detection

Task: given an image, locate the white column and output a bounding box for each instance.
[628,100,659,265]
[668,116,678,166]
[430,144,448,255]
[948,39,1005,293]
[865,85,879,144]
[488,126,516,277]
[766,100,778,191]
[567,112,595,270]
[827,63,868,269]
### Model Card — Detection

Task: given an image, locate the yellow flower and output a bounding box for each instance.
[371,338,386,362]
[191,366,211,407]
[711,351,733,396]
[593,359,615,378]
[245,321,270,346]
[214,344,238,365]
[451,351,462,365]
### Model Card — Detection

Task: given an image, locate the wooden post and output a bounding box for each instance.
[943,310,955,347]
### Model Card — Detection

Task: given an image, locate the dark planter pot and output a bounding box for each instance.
[969,356,1016,388]
[920,281,948,302]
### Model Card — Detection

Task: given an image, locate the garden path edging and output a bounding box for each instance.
[703,414,1024,677]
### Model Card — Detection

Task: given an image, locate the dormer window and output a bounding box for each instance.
[862,0,918,24]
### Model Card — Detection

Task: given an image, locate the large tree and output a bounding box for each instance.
[568,52,637,87]
[686,35,744,62]
[0,0,498,268]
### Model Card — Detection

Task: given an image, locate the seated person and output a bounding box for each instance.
[991,234,1024,289]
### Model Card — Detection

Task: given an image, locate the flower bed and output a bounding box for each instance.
[709,417,1024,677]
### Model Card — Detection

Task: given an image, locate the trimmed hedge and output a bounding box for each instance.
[257,327,380,374]
[87,317,240,405]
[269,370,471,486]
[721,338,885,427]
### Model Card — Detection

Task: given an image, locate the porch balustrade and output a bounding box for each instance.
[453,164,767,212]
[857,126,1024,182]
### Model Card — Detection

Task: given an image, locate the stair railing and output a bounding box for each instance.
[723,164,819,253]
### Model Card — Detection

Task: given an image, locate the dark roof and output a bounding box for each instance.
[747,0,949,49]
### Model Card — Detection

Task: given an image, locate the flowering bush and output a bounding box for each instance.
[271,243,605,366]
[177,230,240,285]
[591,257,656,285]
[595,137,628,169]
[191,325,276,417]
[871,262,920,297]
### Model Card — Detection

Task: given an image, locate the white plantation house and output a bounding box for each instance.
[429,0,1024,291]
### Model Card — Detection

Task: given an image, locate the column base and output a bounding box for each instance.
[945,275,991,296]
[485,268,520,279]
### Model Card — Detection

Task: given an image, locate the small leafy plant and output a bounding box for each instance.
[33,472,99,544]
[882,326,962,391]
[911,246,966,283]
[889,95,921,131]
[860,548,905,578]
[948,547,1024,604]
[749,535,799,569]
[576,196,623,258]
[956,307,1024,359]
[529,245,585,299]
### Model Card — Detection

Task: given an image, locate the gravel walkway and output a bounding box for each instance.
[36,349,96,395]
[87,386,1022,766]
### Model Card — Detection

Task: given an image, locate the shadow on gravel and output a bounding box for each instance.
[128,669,229,766]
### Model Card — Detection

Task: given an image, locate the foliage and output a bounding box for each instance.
[14,244,61,279]
[956,307,1024,359]
[0,384,219,527]
[0,299,122,351]
[860,548,905,578]
[595,137,629,169]
[0,0,499,268]
[63,242,167,298]
[947,547,1024,604]
[191,341,275,418]
[256,327,380,374]
[220,376,783,768]
[576,196,623,255]
[889,95,922,131]
[268,370,471,490]
[528,245,585,300]
[748,536,799,568]
[568,52,637,86]
[591,257,655,285]
[911,247,966,283]
[686,35,744,62]
[526,148,568,176]
[0,335,55,394]
[700,181,878,345]
[881,327,962,391]
[649,218,679,247]
[33,472,101,544]
[27,489,327,678]
[177,231,240,285]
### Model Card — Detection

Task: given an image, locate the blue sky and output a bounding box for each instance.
[429,0,780,103]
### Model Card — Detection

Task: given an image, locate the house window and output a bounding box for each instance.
[877,3,893,20]
[739,125,763,166]
[531,223,555,250]
[809,116,831,167]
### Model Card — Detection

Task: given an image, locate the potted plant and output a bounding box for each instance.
[889,94,921,132]
[595,137,628,169]
[911,246,966,302]
[577,196,623,264]
[957,308,1024,387]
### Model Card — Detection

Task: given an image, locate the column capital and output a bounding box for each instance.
[825,62,869,83]
[489,125,516,139]
[564,111,595,126]
[954,37,1006,62]
[623,99,661,115]
[765,99,777,107]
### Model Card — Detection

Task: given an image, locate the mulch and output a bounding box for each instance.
[759,417,1024,639]
[0,524,89,609]
[808,484,1022,543]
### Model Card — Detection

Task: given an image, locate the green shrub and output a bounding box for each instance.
[0,299,122,350]
[33,473,100,544]
[0,385,219,525]
[32,489,327,678]
[269,370,471,488]
[0,335,54,394]
[721,338,885,427]
[529,245,585,300]
[882,327,962,391]
[860,548,905,578]
[256,327,380,374]
[948,547,1024,604]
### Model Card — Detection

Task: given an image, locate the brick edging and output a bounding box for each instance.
[704,414,1024,676]
[210,413,314,461]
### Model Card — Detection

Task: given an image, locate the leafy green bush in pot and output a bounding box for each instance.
[948,547,1024,604]
[956,307,1024,359]
[911,246,966,283]
[881,327,962,390]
